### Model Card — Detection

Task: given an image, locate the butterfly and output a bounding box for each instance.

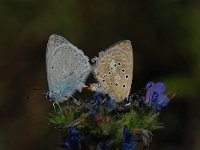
[91,40,133,102]
[46,34,91,102]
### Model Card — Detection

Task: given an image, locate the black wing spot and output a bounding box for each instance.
[122,69,125,72]
[125,75,128,78]
[123,84,126,88]
[103,74,108,77]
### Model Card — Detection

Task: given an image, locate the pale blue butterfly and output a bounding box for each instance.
[46,34,91,102]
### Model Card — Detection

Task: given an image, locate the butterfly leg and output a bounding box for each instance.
[71,96,81,106]
[53,102,62,112]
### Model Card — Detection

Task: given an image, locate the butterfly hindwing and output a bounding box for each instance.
[46,34,91,102]
[93,40,133,102]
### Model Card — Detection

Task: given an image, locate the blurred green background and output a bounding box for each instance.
[0,0,200,150]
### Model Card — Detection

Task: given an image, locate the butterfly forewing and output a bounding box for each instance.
[93,40,133,102]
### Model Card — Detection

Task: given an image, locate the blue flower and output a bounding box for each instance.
[90,92,102,105]
[144,81,169,111]
[104,94,117,112]
[121,126,137,150]
[88,92,102,115]
[98,140,112,150]
[88,92,117,114]
[60,127,82,149]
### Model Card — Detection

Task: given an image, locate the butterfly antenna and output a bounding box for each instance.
[24,88,41,99]
[33,88,48,93]
[167,90,178,100]
[24,88,48,100]
[24,94,37,99]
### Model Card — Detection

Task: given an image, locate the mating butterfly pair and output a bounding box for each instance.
[46,34,133,103]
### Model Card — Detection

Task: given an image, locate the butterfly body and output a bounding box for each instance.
[46,34,90,102]
[92,40,133,102]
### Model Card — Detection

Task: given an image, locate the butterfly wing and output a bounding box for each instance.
[93,40,133,102]
[46,35,91,102]
[46,34,69,65]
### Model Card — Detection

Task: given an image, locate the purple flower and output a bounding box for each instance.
[121,126,137,150]
[144,81,169,111]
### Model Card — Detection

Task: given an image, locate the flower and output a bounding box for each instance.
[104,94,117,112]
[121,126,137,150]
[88,92,102,115]
[105,116,111,124]
[144,81,169,111]
[59,127,82,149]
[95,114,103,123]
[98,140,112,150]
[90,92,102,106]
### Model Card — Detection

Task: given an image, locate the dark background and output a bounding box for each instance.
[0,0,200,150]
